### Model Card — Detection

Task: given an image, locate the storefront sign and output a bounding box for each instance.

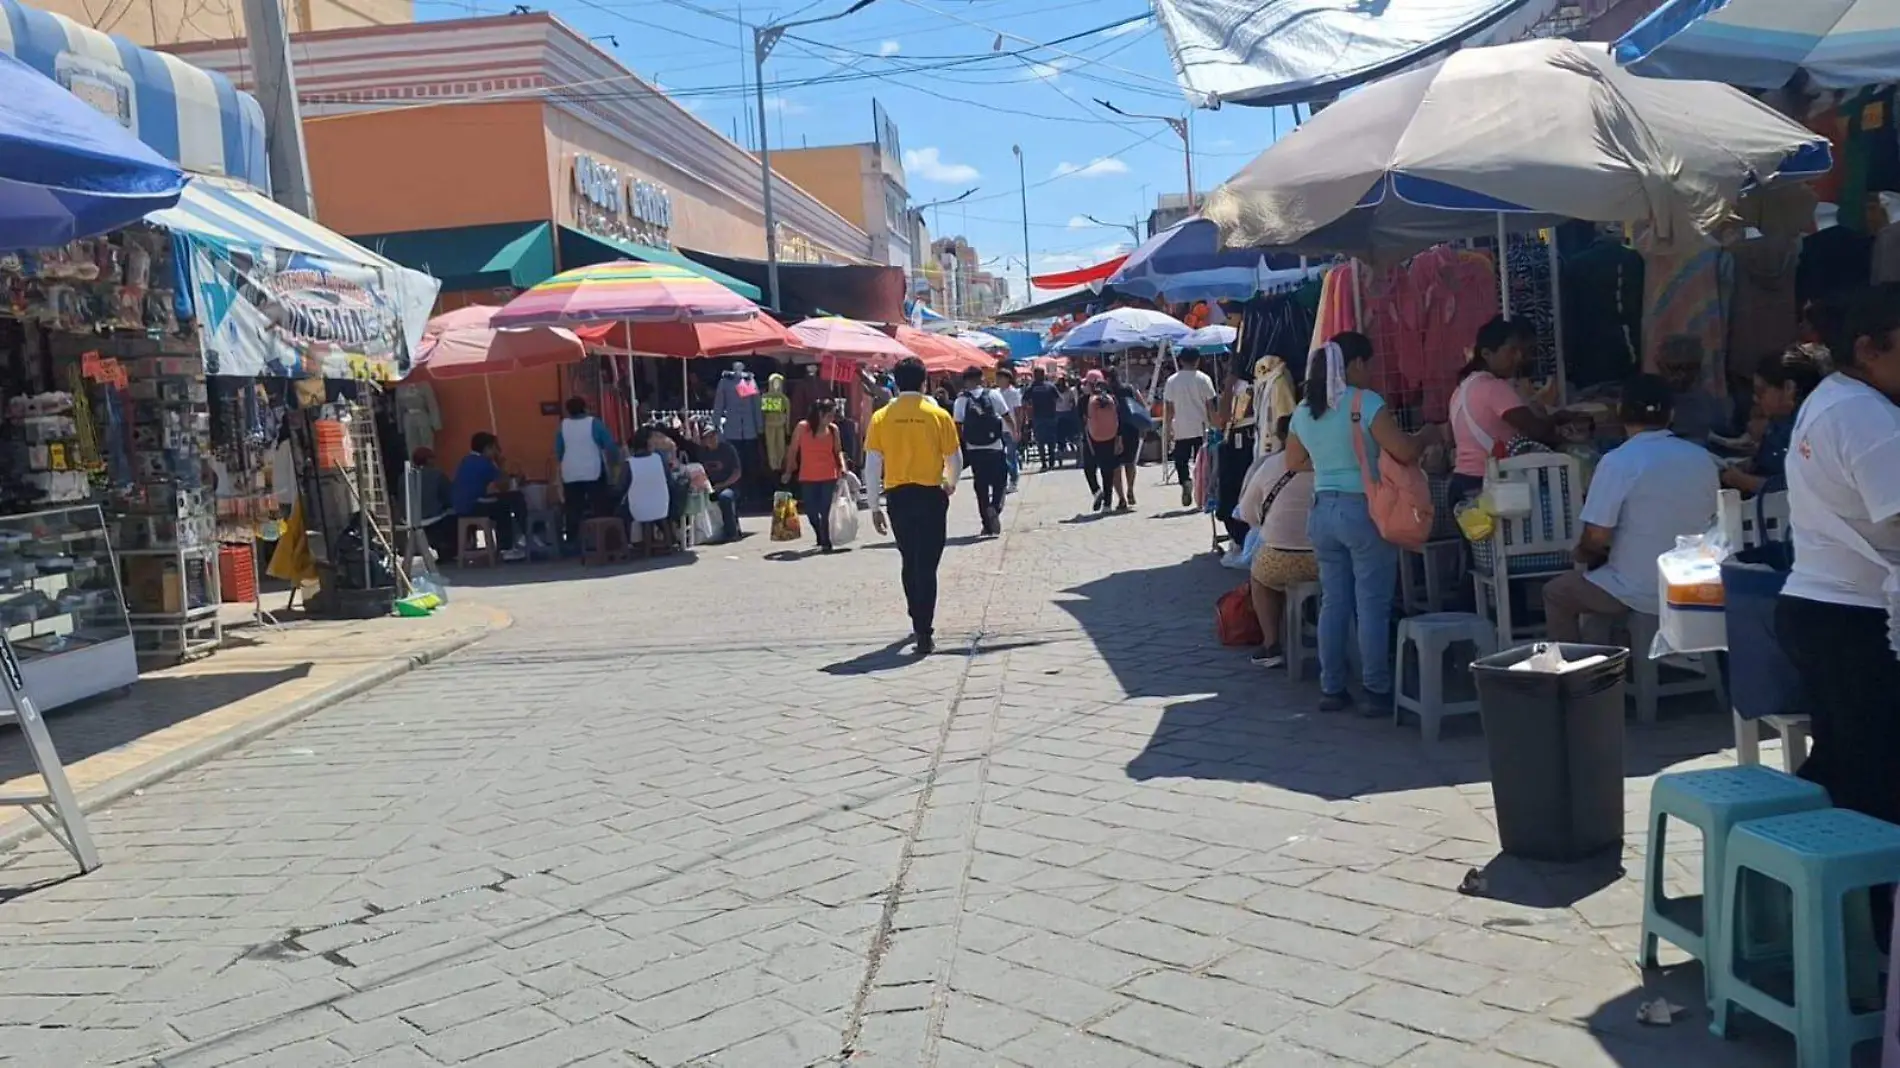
[571,155,674,246]
[775,224,826,265]
[182,240,412,380]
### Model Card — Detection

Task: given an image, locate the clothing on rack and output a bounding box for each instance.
[395,383,440,451]
[713,369,763,440]
[1251,356,1298,457]
[1309,260,1363,357]
[1799,224,1875,311]
[1506,234,1556,379]
[1236,291,1317,384]
[1359,246,1499,423]
[1561,236,1644,389]
[1644,246,1733,392]
[1726,237,1801,382]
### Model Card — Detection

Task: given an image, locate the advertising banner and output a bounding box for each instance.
[184,238,416,380]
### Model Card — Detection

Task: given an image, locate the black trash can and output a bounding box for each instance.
[1471,643,1630,862]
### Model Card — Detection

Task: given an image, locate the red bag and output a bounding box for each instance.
[1086,393,1122,443]
[1216,584,1263,647]
[1349,391,1434,550]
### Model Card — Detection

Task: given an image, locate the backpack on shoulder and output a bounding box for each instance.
[961,390,1003,449]
[1086,394,1122,443]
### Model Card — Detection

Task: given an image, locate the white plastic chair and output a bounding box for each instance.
[1719,488,1806,771]
[1471,453,1584,648]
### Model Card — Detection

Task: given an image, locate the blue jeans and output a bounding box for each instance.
[1309,491,1398,696]
[1032,417,1058,466]
[1003,434,1020,483]
[713,488,740,541]
[800,479,836,548]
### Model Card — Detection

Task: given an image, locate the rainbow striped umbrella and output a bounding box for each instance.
[490,260,759,328]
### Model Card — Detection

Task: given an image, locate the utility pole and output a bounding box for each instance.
[1012,145,1031,306]
[1084,214,1142,244]
[242,0,314,215]
[753,0,881,311]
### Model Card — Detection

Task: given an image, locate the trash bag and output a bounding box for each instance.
[771,491,803,542]
[1216,583,1263,647]
[829,476,860,546]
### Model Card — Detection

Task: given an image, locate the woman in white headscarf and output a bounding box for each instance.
[1285,331,1436,715]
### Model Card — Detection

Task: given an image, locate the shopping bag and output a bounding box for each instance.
[1216,583,1263,647]
[829,477,860,546]
[771,491,802,541]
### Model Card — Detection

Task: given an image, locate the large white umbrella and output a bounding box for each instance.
[1052,308,1193,354]
[1201,39,1831,262]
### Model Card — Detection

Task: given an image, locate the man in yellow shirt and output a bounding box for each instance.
[865,356,964,655]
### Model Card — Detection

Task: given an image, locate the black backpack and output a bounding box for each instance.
[961,390,1003,448]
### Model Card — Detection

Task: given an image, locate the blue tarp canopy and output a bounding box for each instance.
[0,49,184,248]
[1616,0,1900,90]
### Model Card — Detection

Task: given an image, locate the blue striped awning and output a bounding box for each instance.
[0,0,268,190]
[148,178,408,270]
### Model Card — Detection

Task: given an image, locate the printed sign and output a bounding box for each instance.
[571,155,673,245]
[182,239,413,380]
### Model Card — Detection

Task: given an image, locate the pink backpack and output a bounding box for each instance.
[1349,391,1434,550]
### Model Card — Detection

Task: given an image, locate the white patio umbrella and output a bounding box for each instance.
[1052,308,1193,354]
[1201,39,1832,263]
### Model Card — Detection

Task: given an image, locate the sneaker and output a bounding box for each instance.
[1220,548,1248,570]
[1251,644,1285,669]
[980,504,999,532]
[914,634,934,656]
[1116,500,1132,513]
[1318,691,1355,713]
[500,547,529,563]
[1181,485,1194,508]
[1362,690,1395,718]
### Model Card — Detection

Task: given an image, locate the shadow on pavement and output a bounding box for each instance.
[0,665,312,786]
[1581,971,1806,1067]
[1463,850,1625,909]
[431,552,698,588]
[1057,559,1738,801]
[820,636,1054,676]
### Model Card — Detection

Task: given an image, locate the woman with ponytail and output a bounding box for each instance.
[1285,332,1438,715]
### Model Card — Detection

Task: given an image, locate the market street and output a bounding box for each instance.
[0,466,1785,1068]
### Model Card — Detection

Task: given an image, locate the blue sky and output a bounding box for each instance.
[413,0,1295,299]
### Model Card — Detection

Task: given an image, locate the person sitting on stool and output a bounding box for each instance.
[452,431,529,562]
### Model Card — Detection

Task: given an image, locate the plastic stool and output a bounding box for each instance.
[523,509,559,551]
[1393,612,1497,742]
[579,517,629,566]
[1710,808,1900,1066]
[1627,612,1726,723]
[456,517,499,568]
[1400,539,1465,615]
[1285,582,1322,681]
[1639,767,1830,1006]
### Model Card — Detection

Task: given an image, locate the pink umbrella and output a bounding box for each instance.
[788,316,914,369]
[410,305,585,426]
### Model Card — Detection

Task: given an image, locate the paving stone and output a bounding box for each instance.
[1087,1001,1265,1068]
[1276,1009,1430,1065]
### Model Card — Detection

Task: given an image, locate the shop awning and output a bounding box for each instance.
[1031,256,1128,289]
[146,178,441,379]
[557,226,763,302]
[995,287,1109,323]
[353,221,556,293]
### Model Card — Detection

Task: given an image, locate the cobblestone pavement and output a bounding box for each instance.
[0,464,1806,1067]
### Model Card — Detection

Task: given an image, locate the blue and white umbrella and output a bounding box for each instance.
[1109,218,1305,302]
[1616,0,1900,90]
[1180,324,1238,350]
[1053,308,1193,354]
[0,50,186,249]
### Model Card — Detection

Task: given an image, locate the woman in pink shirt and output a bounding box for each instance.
[1446,316,1566,504]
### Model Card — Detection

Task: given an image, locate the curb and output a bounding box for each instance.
[0,606,511,856]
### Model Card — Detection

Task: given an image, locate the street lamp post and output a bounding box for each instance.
[753,0,881,311]
[1095,98,1195,208]
[1012,145,1031,307]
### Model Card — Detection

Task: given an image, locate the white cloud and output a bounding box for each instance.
[903,146,981,184]
[1105,16,1152,37]
[1066,215,1094,229]
[1051,157,1130,179]
[878,40,901,56]
[761,95,809,116]
[1020,58,1076,83]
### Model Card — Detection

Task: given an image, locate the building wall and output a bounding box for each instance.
[33,0,411,46]
[772,146,873,232]
[302,101,553,234]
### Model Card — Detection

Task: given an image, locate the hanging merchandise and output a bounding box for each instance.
[1643,245,1733,390]
[1561,229,1645,389]
[1505,233,1557,381]
[0,229,179,335]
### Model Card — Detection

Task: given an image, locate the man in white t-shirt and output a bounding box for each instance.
[1543,375,1719,642]
[996,367,1024,492]
[1163,352,1218,507]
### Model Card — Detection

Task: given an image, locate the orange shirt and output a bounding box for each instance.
[790,422,843,483]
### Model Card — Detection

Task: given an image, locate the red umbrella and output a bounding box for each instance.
[573,316,800,358]
[788,317,914,368]
[888,325,996,375]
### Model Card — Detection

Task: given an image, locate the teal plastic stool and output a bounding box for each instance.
[1710,808,1900,1067]
[1639,766,1830,1004]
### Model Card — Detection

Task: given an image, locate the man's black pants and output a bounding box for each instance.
[966,449,1007,525]
[1171,435,1204,489]
[886,485,948,640]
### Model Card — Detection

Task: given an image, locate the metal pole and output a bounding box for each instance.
[754,28,781,311]
[241,0,314,215]
[1182,116,1196,208]
[1497,212,1511,319]
[1013,145,1031,308]
[1546,231,1567,405]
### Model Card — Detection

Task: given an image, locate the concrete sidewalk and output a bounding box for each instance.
[0,601,509,852]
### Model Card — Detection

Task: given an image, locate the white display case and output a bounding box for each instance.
[0,504,138,710]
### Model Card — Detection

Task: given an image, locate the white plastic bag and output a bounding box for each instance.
[1652,524,1731,657]
[829,474,861,546]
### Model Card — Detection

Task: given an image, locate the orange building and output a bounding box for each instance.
[169,13,873,478]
